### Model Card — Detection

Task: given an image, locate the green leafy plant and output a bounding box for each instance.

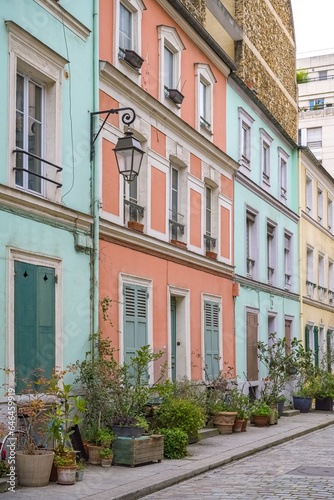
[0,461,9,478]
[54,452,76,467]
[98,428,116,448]
[154,398,205,439]
[99,448,113,459]
[159,428,188,459]
[250,400,271,416]
[309,370,334,399]
[296,69,309,84]
[228,389,251,419]
[85,425,116,447]
[77,458,85,471]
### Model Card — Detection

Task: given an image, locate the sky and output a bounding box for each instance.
[291,0,334,57]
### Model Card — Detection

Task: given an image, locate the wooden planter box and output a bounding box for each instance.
[113,435,164,467]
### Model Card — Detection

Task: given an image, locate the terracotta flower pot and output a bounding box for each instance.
[241,418,248,432]
[88,445,102,465]
[212,412,237,434]
[101,457,113,467]
[252,414,269,427]
[232,418,245,433]
[56,465,77,485]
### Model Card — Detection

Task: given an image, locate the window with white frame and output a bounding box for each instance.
[306,245,315,297]
[7,22,65,201]
[169,163,187,243]
[195,64,216,136]
[260,129,273,185]
[318,253,326,302]
[318,185,324,224]
[278,148,289,202]
[306,174,313,214]
[238,108,254,171]
[307,127,322,160]
[267,222,276,286]
[123,176,144,226]
[114,0,144,77]
[205,186,215,252]
[284,231,292,290]
[158,26,185,112]
[329,260,334,304]
[328,196,333,232]
[246,209,257,279]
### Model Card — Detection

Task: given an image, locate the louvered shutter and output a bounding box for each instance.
[327,330,332,372]
[314,326,319,367]
[305,324,310,352]
[123,284,148,366]
[204,301,220,380]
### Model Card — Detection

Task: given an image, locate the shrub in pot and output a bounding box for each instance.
[276,396,286,417]
[313,370,334,411]
[250,400,271,427]
[100,448,113,467]
[86,426,116,464]
[54,453,77,485]
[228,389,250,432]
[158,428,188,459]
[154,398,205,441]
[75,459,85,481]
[111,414,149,438]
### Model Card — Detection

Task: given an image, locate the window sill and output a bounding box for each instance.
[118,56,141,75]
[200,123,213,137]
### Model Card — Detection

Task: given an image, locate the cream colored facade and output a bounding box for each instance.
[299,148,334,368]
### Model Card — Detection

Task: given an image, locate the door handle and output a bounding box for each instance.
[177,342,181,346]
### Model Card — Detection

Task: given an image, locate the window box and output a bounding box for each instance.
[206,251,217,260]
[127,221,144,232]
[171,239,187,249]
[124,49,144,69]
[167,88,184,105]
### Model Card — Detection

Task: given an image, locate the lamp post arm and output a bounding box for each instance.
[90,107,136,160]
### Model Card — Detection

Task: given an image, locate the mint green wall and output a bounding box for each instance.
[227,83,300,380]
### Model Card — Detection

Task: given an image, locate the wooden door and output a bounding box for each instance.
[247,312,258,381]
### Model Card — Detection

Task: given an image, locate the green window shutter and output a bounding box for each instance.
[314,326,319,368]
[327,330,332,372]
[305,324,310,352]
[14,261,55,392]
[204,301,220,381]
[123,284,148,366]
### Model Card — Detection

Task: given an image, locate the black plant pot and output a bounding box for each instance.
[124,49,144,69]
[293,396,312,413]
[111,425,145,438]
[277,400,285,417]
[167,88,184,104]
[315,397,333,411]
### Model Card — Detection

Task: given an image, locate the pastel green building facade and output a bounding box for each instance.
[0,0,95,397]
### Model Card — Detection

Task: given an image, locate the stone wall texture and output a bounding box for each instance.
[234,0,297,141]
[181,0,206,24]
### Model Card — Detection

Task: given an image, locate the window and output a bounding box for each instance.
[284,232,292,290]
[267,222,276,285]
[318,253,326,302]
[278,148,289,202]
[310,98,324,110]
[239,108,254,171]
[123,283,148,366]
[328,196,333,232]
[260,129,273,185]
[158,26,185,113]
[195,64,216,137]
[246,210,257,278]
[124,176,144,226]
[306,246,315,297]
[318,185,324,224]
[306,174,313,214]
[15,73,44,194]
[329,260,334,304]
[119,3,132,54]
[204,301,220,380]
[319,70,327,81]
[7,22,65,201]
[205,186,215,252]
[307,127,322,160]
[169,164,186,243]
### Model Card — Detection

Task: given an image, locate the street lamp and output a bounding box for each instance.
[90,107,144,182]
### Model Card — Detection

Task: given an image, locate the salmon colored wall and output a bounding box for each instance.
[99,241,236,378]
[220,206,230,259]
[221,174,233,200]
[99,91,119,128]
[190,189,202,247]
[151,126,166,157]
[102,139,119,216]
[151,166,166,233]
[99,0,113,64]
[190,153,202,179]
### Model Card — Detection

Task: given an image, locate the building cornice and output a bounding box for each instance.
[99,61,240,177]
[33,0,91,41]
[235,171,299,223]
[303,296,334,312]
[0,184,92,232]
[99,218,235,280]
[301,210,334,240]
[235,274,299,301]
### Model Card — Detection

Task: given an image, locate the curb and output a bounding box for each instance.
[107,418,334,500]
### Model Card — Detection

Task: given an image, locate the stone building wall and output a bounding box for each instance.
[234,0,298,141]
[181,0,206,24]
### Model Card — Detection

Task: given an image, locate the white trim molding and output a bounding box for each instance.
[167,285,191,380]
[195,63,216,139]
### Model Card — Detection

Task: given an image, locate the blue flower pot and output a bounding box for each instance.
[293,396,312,413]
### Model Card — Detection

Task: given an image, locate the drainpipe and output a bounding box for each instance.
[297,148,303,344]
[90,0,99,358]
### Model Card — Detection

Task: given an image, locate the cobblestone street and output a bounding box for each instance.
[143,425,334,500]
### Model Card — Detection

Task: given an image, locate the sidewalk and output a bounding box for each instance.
[3,411,334,499]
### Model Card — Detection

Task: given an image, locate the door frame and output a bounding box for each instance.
[7,247,62,390]
[167,286,191,380]
[201,293,222,382]
[245,306,259,384]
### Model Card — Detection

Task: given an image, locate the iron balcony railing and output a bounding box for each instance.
[13,149,63,188]
[204,233,216,252]
[124,199,144,222]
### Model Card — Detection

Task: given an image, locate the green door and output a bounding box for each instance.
[14,261,55,392]
[305,324,310,351]
[314,326,319,367]
[171,297,177,381]
[327,330,332,372]
[204,301,220,380]
[123,284,148,366]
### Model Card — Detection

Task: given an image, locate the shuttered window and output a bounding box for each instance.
[14,261,55,392]
[314,326,319,367]
[204,301,220,380]
[123,284,148,365]
[305,324,310,352]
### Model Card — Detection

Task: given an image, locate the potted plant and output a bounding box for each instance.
[85,425,114,465]
[228,389,250,432]
[100,448,113,467]
[75,459,85,481]
[111,414,149,438]
[54,452,77,485]
[276,395,286,417]
[210,402,237,434]
[313,370,334,411]
[250,400,271,427]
